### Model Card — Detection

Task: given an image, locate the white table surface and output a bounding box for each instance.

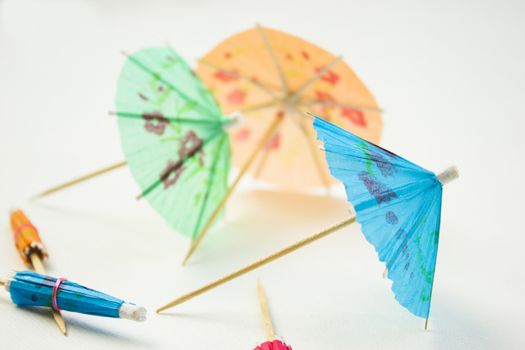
[1,0,524,349]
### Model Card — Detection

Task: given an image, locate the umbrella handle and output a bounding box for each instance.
[31,161,127,200]
[257,280,275,341]
[158,216,356,313]
[181,113,285,265]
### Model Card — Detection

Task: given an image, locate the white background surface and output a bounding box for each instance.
[1,0,524,349]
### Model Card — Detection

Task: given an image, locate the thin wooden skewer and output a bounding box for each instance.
[158,216,356,313]
[31,161,127,200]
[181,114,285,265]
[29,253,68,335]
[257,280,275,341]
[256,24,289,96]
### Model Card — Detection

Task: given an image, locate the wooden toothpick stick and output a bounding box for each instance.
[31,161,127,200]
[181,113,285,265]
[29,253,68,335]
[257,280,275,341]
[158,216,356,313]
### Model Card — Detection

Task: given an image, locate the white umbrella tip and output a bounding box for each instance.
[119,303,147,322]
[437,166,459,186]
[224,111,244,129]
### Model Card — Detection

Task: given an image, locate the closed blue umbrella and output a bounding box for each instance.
[1,271,146,322]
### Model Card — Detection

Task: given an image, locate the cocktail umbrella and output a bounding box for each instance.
[114,47,238,239]
[197,24,382,190]
[157,115,459,329]
[31,47,283,252]
[10,209,67,334]
[254,280,293,350]
[183,24,383,263]
[0,271,146,321]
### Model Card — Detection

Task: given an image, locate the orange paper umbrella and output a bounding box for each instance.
[182,25,383,264]
[197,25,383,189]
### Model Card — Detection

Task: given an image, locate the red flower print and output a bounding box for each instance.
[143,112,169,135]
[160,161,184,189]
[301,50,310,60]
[213,69,239,83]
[160,131,205,190]
[315,66,340,85]
[315,90,334,101]
[234,127,251,142]
[226,89,246,105]
[341,106,367,127]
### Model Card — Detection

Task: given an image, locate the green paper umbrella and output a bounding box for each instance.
[115,47,236,239]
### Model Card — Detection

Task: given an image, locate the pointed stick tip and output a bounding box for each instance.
[181,244,197,266]
[424,318,429,330]
[156,305,170,314]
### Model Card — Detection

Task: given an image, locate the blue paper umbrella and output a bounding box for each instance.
[1,271,146,321]
[312,115,458,321]
[156,115,458,323]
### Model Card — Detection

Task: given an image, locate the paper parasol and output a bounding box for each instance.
[197,25,383,190]
[1,271,146,321]
[115,47,238,239]
[157,115,458,328]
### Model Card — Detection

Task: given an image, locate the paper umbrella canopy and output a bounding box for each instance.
[254,340,292,350]
[198,25,383,189]
[115,47,237,239]
[312,116,457,318]
[1,271,145,321]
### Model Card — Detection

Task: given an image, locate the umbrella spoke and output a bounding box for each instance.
[290,107,331,189]
[191,135,227,239]
[110,111,224,125]
[289,55,343,104]
[299,97,383,113]
[256,24,289,96]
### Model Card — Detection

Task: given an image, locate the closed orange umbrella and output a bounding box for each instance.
[197,25,382,189]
